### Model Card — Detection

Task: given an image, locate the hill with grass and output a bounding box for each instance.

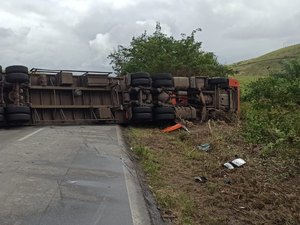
[231,44,300,76]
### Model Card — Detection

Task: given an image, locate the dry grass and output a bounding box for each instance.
[124,122,300,225]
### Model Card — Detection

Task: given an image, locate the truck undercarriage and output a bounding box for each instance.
[0,65,239,126]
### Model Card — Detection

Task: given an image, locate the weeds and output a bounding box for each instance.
[125,123,300,225]
[242,60,300,159]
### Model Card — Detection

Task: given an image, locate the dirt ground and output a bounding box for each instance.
[124,121,300,225]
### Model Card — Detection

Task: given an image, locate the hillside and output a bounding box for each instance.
[231,44,300,76]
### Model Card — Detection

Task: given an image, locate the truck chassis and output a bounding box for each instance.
[0,65,239,126]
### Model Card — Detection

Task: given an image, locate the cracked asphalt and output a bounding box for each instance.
[0,125,151,225]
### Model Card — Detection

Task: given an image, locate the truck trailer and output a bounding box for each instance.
[0,65,239,126]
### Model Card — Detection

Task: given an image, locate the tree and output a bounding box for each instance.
[108,23,231,77]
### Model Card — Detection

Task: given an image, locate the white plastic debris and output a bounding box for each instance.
[231,158,246,167]
[223,162,234,170]
[223,158,246,170]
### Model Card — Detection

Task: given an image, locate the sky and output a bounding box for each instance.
[0,0,299,71]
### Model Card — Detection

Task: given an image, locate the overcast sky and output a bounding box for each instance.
[0,0,299,71]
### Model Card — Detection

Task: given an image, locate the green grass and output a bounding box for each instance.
[230,44,300,76]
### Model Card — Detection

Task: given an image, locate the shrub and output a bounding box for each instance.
[242,60,300,152]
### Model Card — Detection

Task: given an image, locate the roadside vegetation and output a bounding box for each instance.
[125,120,299,224]
[242,60,300,152]
[109,23,231,77]
[114,23,299,225]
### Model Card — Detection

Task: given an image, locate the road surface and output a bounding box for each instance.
[0,125,151,225]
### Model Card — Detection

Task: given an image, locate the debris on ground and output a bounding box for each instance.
[194,176,207,183]
[224,158,246,169]
[161,123,190,133]
[224,162,235,169]
[197,143,211,152]
[126,123,300,225]
[231,158,246,167]
[161,123,183,133]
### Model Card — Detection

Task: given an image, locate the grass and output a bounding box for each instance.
[125,123,300,225]
[230,44,300,76]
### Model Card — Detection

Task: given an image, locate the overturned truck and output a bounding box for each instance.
[0,65,239,126]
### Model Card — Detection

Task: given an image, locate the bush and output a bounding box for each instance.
[242,60,300,152]
[108,22,231,76]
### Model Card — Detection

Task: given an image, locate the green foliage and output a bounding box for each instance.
[108,22,230,76]
[243,60,300,152]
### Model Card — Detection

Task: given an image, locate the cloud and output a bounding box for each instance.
[0,0,299,70]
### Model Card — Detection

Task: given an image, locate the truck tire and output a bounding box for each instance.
[5,65,28,74]
[153,79,173,88]
[131,78,151,87]
[132,106,152,113]
[7,113,31,122]
[154,106,175,114]
[155,113,175,121]
[3,82,13,88]
[131,72,150,79]
[0,107,4,122]
[5,106,31,114]
[5,73,29,83]
[152,73,172,80]
[132,113,152,121]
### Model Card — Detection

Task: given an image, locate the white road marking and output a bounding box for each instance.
[18,128,44,141]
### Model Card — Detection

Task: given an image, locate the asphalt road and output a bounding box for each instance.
[0,125,151,225]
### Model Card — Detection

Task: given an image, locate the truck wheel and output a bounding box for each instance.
[131,78,151,87]
[5,73,29,83]
[132,106,152,113]
[7,113,31,122]
[132,113,152,121]
[152,73,172,80]
[3,82,13,89]
[5,65,28,74]
[131,72,150,79]
[155,113,175,121]
[153,79,173,88]
[0,107,4,123]
[5,106,31,114]
[154,106,175,114]
[0,107,4,122]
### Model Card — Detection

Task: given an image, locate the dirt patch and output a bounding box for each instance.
[125,121,300,225]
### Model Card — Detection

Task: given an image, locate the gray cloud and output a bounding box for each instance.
[0,0,299,71]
